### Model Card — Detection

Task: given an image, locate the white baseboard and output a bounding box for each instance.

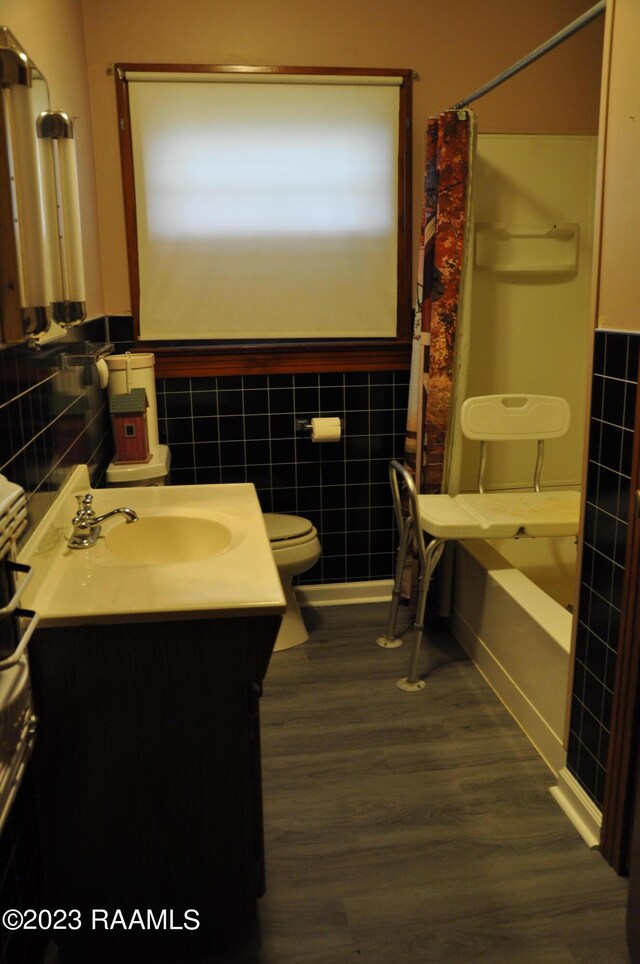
[295,580,393,607]
[549,767,602,849]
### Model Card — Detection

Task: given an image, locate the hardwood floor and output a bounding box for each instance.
[236,602,629,963]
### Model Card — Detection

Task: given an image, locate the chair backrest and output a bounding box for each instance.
[460,395,571,493]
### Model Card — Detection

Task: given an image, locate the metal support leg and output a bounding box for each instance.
[396,538,446,692]
[377,459,417,650]
[376,516,414,649]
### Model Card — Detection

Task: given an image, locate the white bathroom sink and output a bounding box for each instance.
[18,467,286,626]
[105,515,232,564]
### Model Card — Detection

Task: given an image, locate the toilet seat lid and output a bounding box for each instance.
[264,513,314,543]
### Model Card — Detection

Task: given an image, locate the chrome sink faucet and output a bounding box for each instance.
[68,493,138,549]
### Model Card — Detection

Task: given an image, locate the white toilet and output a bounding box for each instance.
[264,513,321,652]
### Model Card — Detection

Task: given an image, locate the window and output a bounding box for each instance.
[115,65,412,375]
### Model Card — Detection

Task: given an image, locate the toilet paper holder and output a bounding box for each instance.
[296,416,343,438]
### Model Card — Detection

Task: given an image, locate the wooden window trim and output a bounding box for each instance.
[115,63,413,377]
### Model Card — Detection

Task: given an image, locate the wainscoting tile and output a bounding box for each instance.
[568,328,639,809]
[156,369,409,584]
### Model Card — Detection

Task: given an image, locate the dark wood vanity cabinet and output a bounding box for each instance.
[28,613,280,962]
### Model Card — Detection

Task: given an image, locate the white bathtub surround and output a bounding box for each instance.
[451,536,575,775]
[446,135,598,498]
[550,767,602,849]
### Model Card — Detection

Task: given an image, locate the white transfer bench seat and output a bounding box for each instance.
[415,489,579,540]
[377,395,580,691]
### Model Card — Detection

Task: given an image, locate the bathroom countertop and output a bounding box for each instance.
[19,467,286,627]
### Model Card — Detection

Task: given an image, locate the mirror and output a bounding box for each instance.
[0,26,85,346]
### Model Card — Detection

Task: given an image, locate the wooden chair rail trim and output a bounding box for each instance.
[143,340,412,377]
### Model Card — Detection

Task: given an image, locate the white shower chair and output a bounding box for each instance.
[377,395,581,692]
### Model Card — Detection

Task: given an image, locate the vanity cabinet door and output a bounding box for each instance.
[28,614,280,962]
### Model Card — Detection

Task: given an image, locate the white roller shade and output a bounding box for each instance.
[125,71,403,86]
[127,74,401,341]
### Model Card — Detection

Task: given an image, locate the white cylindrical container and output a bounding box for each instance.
[57,133,86,305]
[8,85,50,324]
[106,352,159,451]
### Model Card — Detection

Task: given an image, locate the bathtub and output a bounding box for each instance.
[451,535,577,775]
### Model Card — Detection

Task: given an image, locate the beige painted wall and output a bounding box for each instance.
[596,0,640,332]
[3,0,604,319]
[0,0,104,318]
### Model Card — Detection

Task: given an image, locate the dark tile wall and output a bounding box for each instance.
[0,318,112,542]
[156,370,410,584]
[105,314,136,354]
[0,318,112,964]
[567,329,639,808]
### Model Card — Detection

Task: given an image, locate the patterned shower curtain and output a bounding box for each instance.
[404,109,475,495]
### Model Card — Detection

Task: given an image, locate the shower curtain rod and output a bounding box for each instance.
[450,0,605,110]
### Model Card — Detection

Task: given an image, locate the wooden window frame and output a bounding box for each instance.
[114,63,413,377]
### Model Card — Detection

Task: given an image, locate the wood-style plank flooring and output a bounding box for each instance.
[235,602,629,963]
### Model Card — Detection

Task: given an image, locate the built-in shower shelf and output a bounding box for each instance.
[475,222,579,274]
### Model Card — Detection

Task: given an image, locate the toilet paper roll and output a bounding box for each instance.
[310,417,341,442]
[96,358,109,389]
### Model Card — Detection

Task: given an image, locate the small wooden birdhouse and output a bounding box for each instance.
[109,388,152,464]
